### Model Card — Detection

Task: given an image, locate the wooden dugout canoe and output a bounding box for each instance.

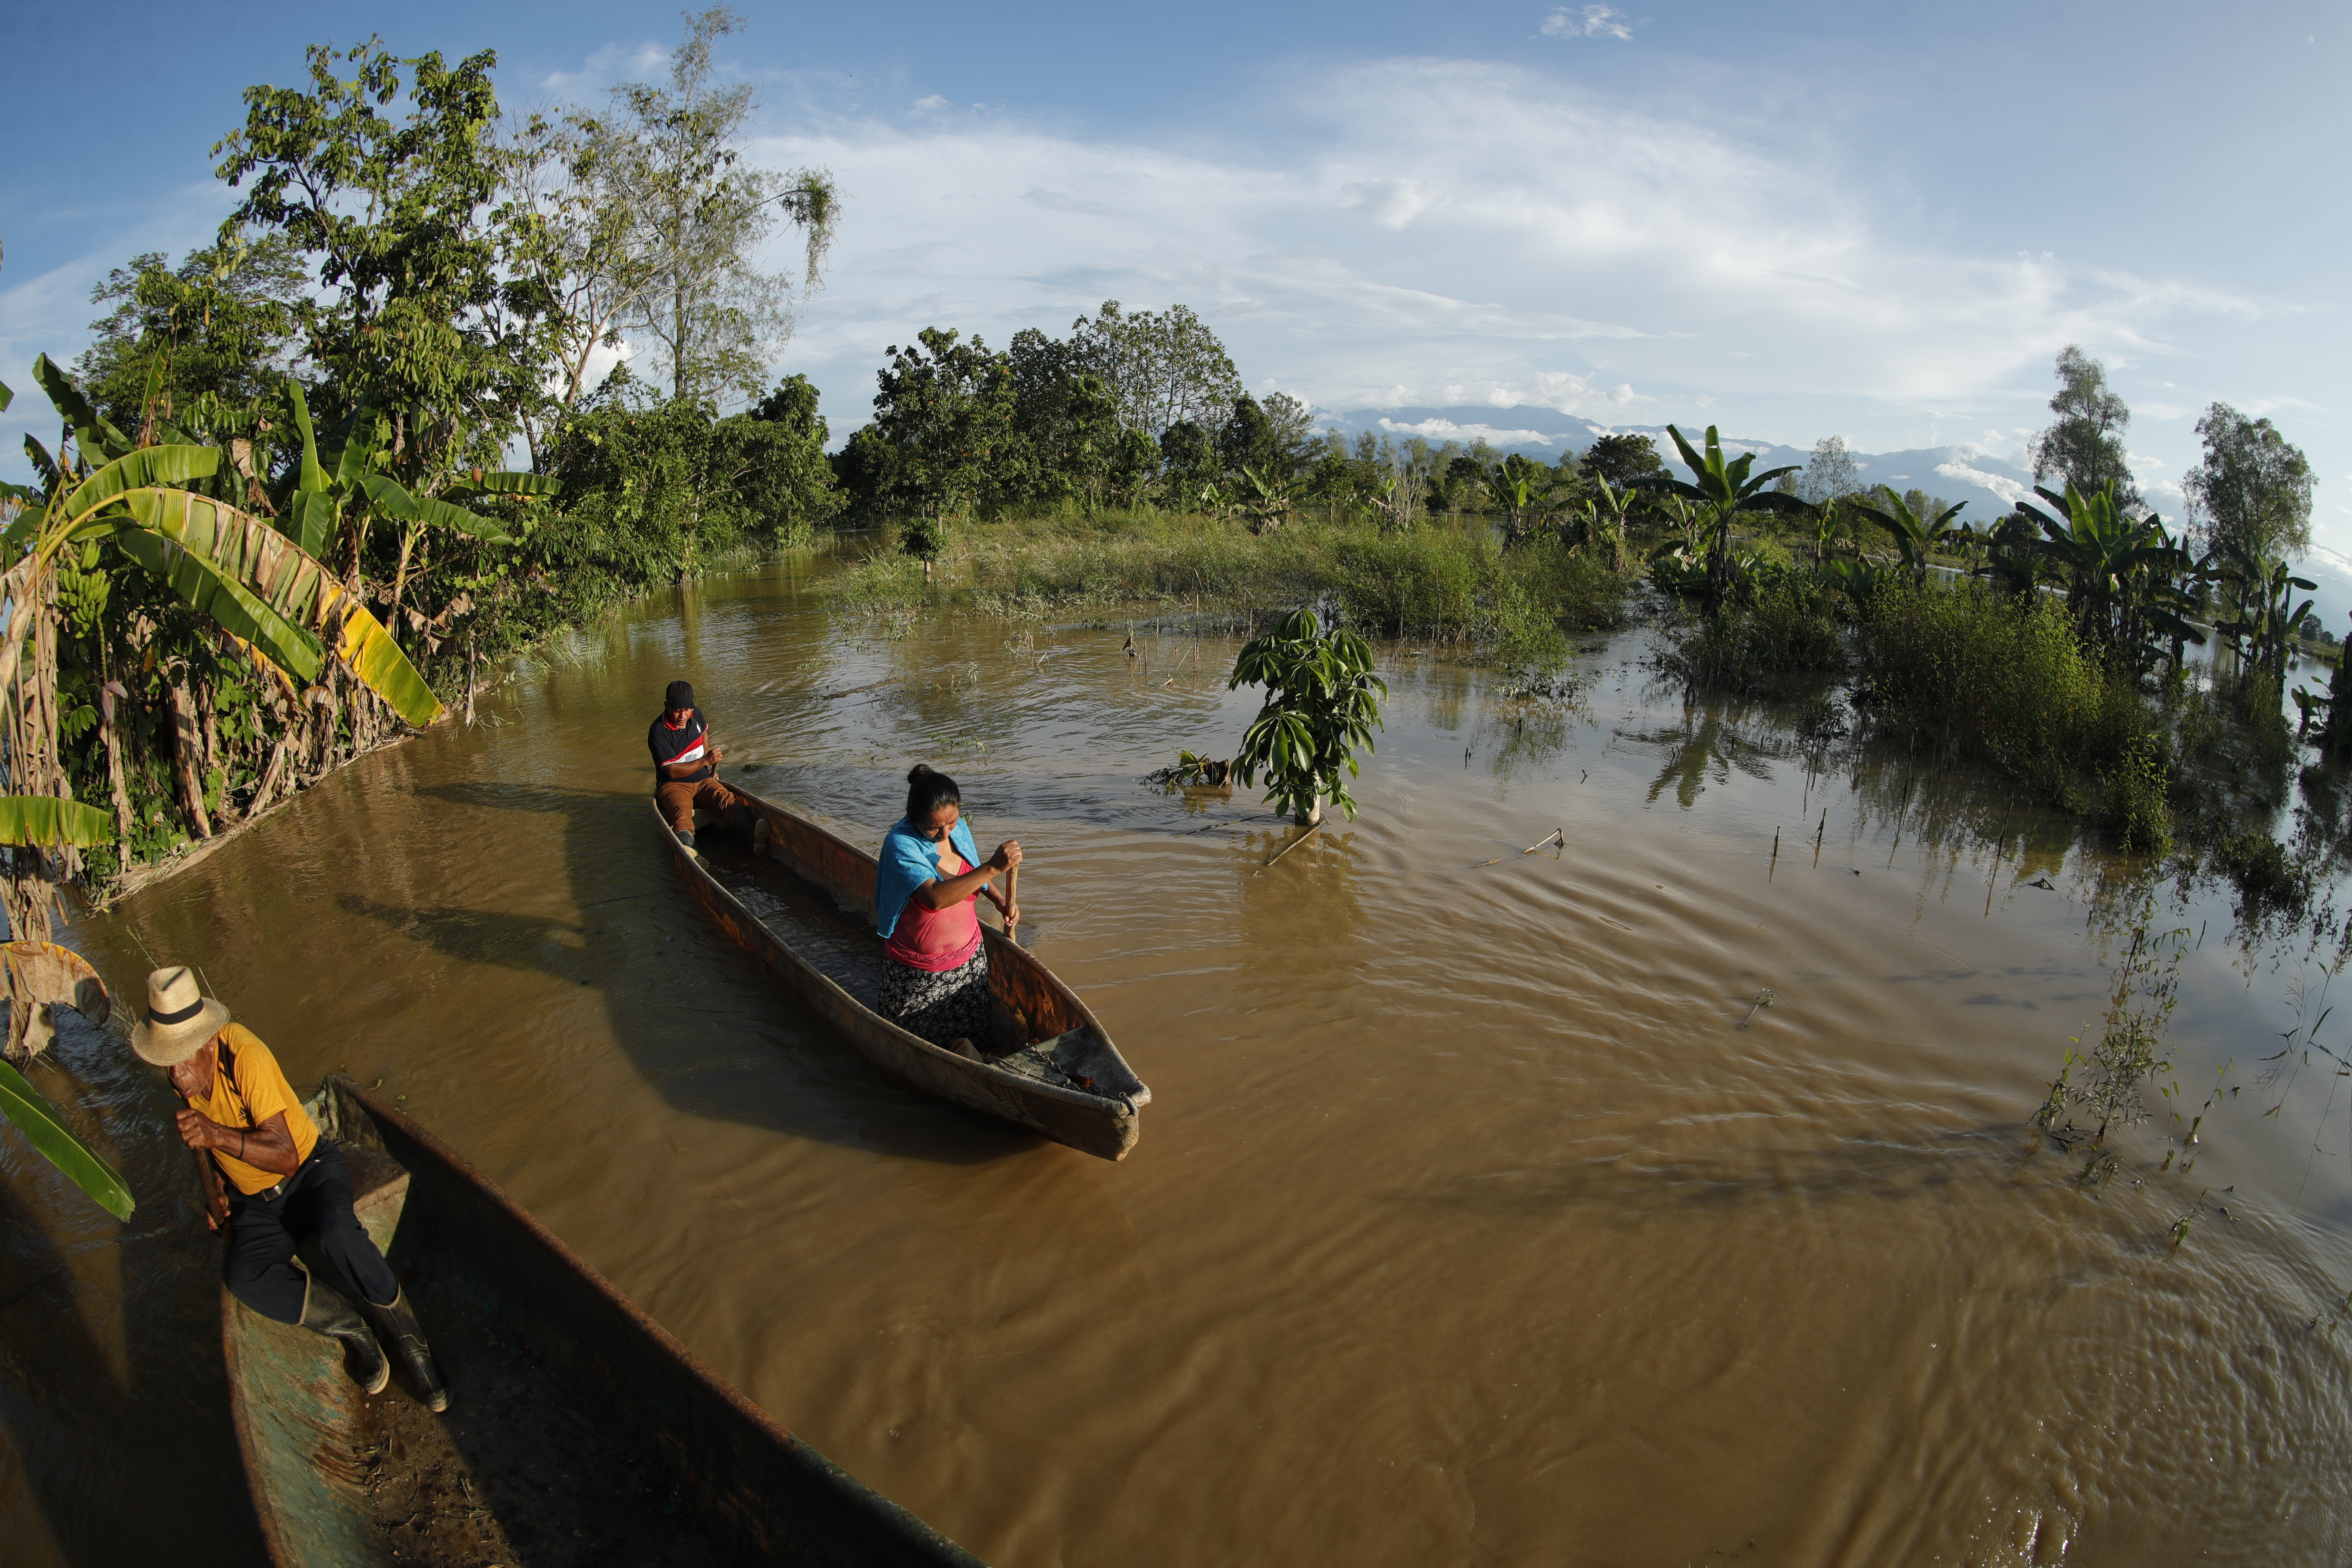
[221,1073,986,1567]
[660,783,1149,1161]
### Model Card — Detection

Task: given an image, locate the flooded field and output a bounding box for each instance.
[6,552,2352,1565]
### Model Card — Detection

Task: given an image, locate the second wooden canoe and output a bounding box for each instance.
[660,785,1149,1161]
[223,1073,986,1566]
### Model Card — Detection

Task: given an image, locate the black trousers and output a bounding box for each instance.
[222,1140,398,1324]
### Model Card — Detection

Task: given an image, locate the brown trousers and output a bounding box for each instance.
[656,775,748,833]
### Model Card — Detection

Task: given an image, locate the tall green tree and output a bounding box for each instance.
[1579,432,1665,493]
[2183,401,2314,564]
[215,40,527,482]
[869,328,1016,536]
[74,236,309,441]
[603,8,837,407]
[1065,300,1242,434]
[2029,345,2139,508]
[1789,435,1861,507]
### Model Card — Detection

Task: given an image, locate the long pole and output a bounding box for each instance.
[1004,861,1020,945]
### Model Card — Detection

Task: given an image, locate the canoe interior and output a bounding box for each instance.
[223,1075,985,1567]
[675,784,1149,1160]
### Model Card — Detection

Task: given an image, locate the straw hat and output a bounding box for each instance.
[128,967,230,1066]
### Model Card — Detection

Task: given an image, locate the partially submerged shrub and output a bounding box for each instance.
[1657,575,1845,697]
[1853,580,2167,841]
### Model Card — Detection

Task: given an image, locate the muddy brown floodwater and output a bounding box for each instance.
[6,552,2352,1566]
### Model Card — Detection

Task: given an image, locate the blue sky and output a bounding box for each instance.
[4,1,2345,545]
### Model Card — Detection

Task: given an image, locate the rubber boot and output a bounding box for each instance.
[364,1286,451,1413]
[300,1278,391,1395]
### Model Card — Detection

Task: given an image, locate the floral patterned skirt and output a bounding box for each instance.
[878,943,993,1049]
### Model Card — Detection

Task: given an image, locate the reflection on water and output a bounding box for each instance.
[5,557,2352,1564]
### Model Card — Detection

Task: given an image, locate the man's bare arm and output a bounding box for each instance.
[175,1108,300,1176]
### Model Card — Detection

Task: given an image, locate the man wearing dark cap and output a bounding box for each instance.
[650,680,756,850]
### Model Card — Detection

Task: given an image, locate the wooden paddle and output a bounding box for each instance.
[1004,860,1020,944]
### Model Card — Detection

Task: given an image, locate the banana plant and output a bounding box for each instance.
[1851,488,1968,584]
[1821,556,1891,618]
[1237,466,1296,536]
[278,383,533,643]
[1651,425,1814,617]
[1228,606,1386,824]
[1482,457,1561,548]
[2020,483,2192,665]
[2213,545,2316,686]
[0,361,444,942]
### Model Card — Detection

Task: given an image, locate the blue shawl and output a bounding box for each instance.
[874,816,983,939]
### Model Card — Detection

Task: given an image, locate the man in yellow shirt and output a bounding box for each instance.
[132,967,448,1412]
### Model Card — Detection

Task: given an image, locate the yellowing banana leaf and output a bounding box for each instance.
[0,376,11,413]
[0,1057,134,1221]
[121,489,442,727]
[325,595,444,727]
[0,795,115,847]
[58,445,218,530]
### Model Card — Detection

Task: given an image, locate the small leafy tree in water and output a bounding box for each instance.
[1228,607,1385,825]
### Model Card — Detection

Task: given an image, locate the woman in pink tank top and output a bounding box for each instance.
[874,765,1022,1058]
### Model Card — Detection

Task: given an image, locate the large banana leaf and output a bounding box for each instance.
[121,490,442,726]
[111,523,323,684]
[285,490,337,558]
[31,355,131,463]
[284,380,329,495]
[0,1058,134,1221]
[326,595,444,726]
[360,475,512,543]
[0,795,115,846]
[20,435,58,500]
[448,469,557,498]
[327,405,380,490]
[58,445,218,530]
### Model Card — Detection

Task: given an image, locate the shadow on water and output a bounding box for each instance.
[0,1014,266,1566]
[404,780,1040,1167]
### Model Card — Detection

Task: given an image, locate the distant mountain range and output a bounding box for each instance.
[1314,404,2041,518]
[1314,404,2352,634]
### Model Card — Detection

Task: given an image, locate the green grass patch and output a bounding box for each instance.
[822,512,1630,662]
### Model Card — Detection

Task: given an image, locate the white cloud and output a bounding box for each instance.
[1935,460,2032,507]
[1375,416,1573,447]
[1021,188,1132,220]
[541,41,667,93]
[1541,6,1634,41]
[911,94,950,115]
[756,56,2272,447]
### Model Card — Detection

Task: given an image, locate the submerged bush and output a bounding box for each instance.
[1657,575,1846,696]
[1853,580,2168,842]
